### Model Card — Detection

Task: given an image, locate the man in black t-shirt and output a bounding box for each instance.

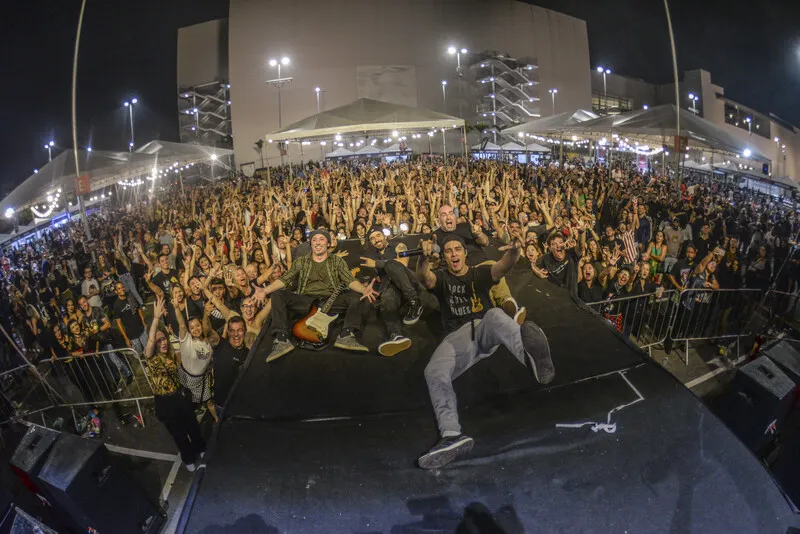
[414,234,555,470]
[206,316,249,409]
[534,234,580,294]
[433,204,526,323]
[667,245,698,291]
[112,281,147,355]
[149,254,181,298]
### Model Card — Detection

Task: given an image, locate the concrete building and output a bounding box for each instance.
[178,0,592,168]
[590,68,800,189]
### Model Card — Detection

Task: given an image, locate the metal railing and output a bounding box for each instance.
[46,348,155,427]
[0,364,60,425]
[669,288,761,364]
[587,290,677,355]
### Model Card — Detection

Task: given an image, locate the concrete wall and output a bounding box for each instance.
[590,72,656,110]
[177,19,229,89]
[226,0,591,167]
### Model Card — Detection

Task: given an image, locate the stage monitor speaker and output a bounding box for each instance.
[764,341,800,385]
[3,506,58,534]
[9,426,60,501]
[35,433,164,534]
[723,356,796,453]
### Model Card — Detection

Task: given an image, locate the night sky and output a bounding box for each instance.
[2,0,798,196]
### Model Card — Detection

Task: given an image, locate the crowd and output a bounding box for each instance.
[1,156,798,469]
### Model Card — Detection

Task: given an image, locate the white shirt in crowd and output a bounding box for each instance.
[179,333,213,376]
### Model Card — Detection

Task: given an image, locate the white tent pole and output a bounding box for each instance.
[463,126,469,176]
[71,0,91,240]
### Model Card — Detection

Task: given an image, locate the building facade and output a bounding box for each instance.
[178,0,592,168]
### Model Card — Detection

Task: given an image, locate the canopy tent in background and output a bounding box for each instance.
[0,141,230,215]
[382,143,405,153]
[354,145,382,156]
[525,142,552,152]
[503,109,599,136]
[471,142,502,151]
[325,147,354,158]
[500,142,526,152]
[266,98,465,142]
[569,105,769,161]
[683,160,713,172]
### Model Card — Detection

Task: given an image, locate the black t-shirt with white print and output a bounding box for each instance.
[432,264,494,334]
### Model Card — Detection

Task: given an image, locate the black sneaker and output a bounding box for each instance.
[378,334,412,357]
[403,299,424,325]
[418,434,474,469]
[333,332,369,352]
[521,322,554,384]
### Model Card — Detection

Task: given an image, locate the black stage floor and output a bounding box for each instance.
[185,273,800,533]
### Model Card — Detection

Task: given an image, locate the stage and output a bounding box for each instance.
[182,270,799,533]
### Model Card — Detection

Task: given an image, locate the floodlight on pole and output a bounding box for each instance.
[123,97,138,150]
[596,66,611,106]
[267,56,293,130]
[548,88,558,115]
[441,80,447,111]
[314,86,321,113]
[447,45,467,76]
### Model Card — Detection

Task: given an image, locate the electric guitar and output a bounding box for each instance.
[292,283,347,349]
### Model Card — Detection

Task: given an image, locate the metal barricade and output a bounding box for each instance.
[0,364,60,425]
[670,288,761,364]
[47,348,155,427]
[586,290,677,356]
[760,290,800,337]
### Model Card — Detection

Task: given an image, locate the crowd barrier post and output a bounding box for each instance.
[586,290,678,357]
[669,288,761,365]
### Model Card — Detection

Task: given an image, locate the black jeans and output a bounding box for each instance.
[155,392,205,465]
[376,260,419,337]
[270,289,367,338]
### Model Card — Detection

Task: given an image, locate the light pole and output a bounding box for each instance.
[44,140,54,162]
[548,88,558,115]
[441,80,447,112]
[596,66,611,110]
[123,97,137,151]
[688,93,699,114]
[447,46,468,77]
[267,56,292,129]
[774,136,781,176]
[314,86,321,114]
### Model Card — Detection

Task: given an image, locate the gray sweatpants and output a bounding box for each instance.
[425,308,530,437]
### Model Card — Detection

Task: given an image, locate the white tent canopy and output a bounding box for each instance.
[383,143,406,153]
[504,109,599,136]
[267,98,465,142]
[325,147,354,158]
[0,141,231,214]
[471,142,502,151]
[683,160,712,172]
[354,145,382,155]
[500,142,525,152]
[525,142,551,152]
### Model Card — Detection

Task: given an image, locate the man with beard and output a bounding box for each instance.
[414,233,555,469]
[112,281,148,356]
[359,226,423,356]
[259,229,379,362]
[666,245,698,292]
[434,204,526,324]
[663,217,684,274]
[533,234,581,294]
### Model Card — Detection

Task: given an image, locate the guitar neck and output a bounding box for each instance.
[319,284,345,314]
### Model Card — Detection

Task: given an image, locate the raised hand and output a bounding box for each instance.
[153,296,165,318]
[360,278,379,303]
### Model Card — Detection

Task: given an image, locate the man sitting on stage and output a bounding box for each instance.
[259,229,379,362]
[415,233,555,469]
[360,226,424,357]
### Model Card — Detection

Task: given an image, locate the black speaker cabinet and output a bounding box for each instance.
[35,433,164,534]
[723,356,797,453]
[765,341,800,386]
[9,426,60,502]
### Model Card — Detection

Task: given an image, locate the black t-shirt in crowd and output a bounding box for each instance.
[113,297,144,339]
[432,264,495,334]
[115,259,129,276]
[213,338,249,406]
[669,259,696,289]
[186,294,205,320]
[536,249,579,291]
[83,306,110,345]
[152,269,180,296]
[694,235,714,260]
[434,222,487,266]
[577,280,604,303]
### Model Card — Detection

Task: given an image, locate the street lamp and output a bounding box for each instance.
[745,116,752,134]
[123,97,138,151]
[596,66,611,107]
[44,140,55,162]
[314,86,321,114]
[447,45,468,76]
[643,104,649,110]
[441,80,447,111]
[5,208,14,219]
[548,88,558,115]
[267,56,292,129]
[688,93,699,114]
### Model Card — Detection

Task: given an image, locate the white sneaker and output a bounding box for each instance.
[185,463,197,472]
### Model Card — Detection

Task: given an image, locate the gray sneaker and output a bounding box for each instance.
[521,322,554,384]
[266,339,295,363]
[334,332,369,352]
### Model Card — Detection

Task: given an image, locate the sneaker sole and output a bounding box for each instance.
[403,310,423,326]
[514,306,527,325]
[521,322,555,384]
[333,341,370,352]
[418,437,474,470]
[378,338,412,357]
[266,344,295,363]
